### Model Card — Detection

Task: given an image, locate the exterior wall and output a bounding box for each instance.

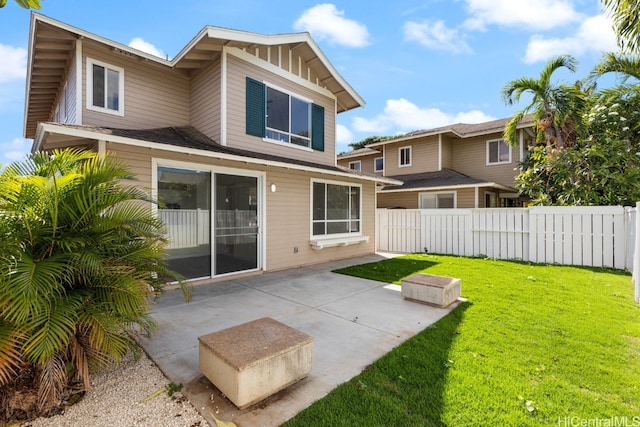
[336,155,381,175]
[53,53,77,124]
[450,132,518,187]
[190,57,222,143]
[81,41,190,129]
[440,138,453,169]
[225,53,337,166]
[105,141,375,273]
[378,187,477,209]
[384,135,439,177]
[244,45,321,85]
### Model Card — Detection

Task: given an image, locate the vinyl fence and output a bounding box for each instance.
[376,206,636,271]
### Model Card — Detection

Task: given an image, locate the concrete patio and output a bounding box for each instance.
[135,253,460,427]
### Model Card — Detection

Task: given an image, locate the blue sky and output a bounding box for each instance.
[0,0,620,164]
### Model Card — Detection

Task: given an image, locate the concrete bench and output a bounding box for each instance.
[401,273,461,307]
[198,317,313,409]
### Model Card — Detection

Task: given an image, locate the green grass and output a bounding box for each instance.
[283,254,640,427]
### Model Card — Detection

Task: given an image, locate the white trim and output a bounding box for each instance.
[262,137,313,152]
[519,128,524,163]
[98,140,106,156]
[86,58,125,116]
[220,48,228,146]
[310,178,364,240]
[474,187,479,208]
[381,181,513,193]
[399,146,412,168]
[310,235,369,250]
[152,157,266,278]
[262,80,314,150]
[374,157,384,173]
[438,134,442,171]
[36,122,402,186]
[227,47,335,100]
[75,39,83,124]
[418,191,457,209]
[486,138,511,165]
[348,160,361,171]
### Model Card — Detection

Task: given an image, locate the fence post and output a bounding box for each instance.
[634,202,640,303]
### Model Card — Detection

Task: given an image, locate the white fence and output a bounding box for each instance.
[376,206,636,271]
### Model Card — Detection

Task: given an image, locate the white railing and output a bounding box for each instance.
[376,205,637,272]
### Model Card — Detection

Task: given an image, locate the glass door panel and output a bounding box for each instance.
[157,167,211,279]
[215,174,258,275]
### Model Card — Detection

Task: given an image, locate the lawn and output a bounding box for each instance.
[283,254,640,427]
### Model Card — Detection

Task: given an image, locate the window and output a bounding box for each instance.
[399,146,411,167]
[485,191,497,208]
[349,161,361,171]
[87,58,124,115]
[487,139,511,165]
[246,77,325,151]
[374,157,384,172]
[419,192,456,209]
[312,181,361,236]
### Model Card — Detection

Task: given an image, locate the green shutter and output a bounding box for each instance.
[311,103,324,152]
[246,77,265,137]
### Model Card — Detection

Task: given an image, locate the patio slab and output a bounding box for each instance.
[135,253,461,427]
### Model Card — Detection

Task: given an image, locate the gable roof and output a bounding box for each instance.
[337,147,382,160]
[380,169,515,192]
[34,123,401,186]
[24,13,364,138]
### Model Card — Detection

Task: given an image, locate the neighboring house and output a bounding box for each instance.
[337,117,535,209]
[23,14,399,282]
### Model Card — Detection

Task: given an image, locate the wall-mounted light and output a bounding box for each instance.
[270,183,277,193]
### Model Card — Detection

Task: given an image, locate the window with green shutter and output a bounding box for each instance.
[245,77,266,138]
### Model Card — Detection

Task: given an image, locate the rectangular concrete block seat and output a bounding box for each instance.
[198,317,313,409]
[401,273,461,307]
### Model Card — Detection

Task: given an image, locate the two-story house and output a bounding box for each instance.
[337,117,535,209]
[23,13,399,282]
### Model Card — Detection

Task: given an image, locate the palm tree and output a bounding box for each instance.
[0,149,183,419]
[592,52,640,82]
[501,54,585,150]
[602,0,640,54]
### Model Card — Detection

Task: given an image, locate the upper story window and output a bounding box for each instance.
[399,146,411,167]
[349,161,361,171]
[246,77,325,152]
[87,58,124,116]
[487,139,511,165]
[374,157,384,172]
[420,192,456,209]
[312,180,361,237]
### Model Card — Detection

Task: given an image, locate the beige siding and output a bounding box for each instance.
[456,188,476,208]
[451,132,518,187]
[384,136,439,177]
[441,138,453,169]
[377,192,419,209]
[81,42,190,129]
[225,54,336,166]
[53,54,77,124]
[190,58,222,142]
[337,155,381,175]
[105,141,375,273]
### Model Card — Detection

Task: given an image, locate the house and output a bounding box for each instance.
[337,117,535,209]
[23,13,400,282]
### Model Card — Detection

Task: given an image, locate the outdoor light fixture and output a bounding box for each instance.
[270,183,277,193]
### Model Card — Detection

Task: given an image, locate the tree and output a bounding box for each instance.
[348,135,393,151]
[602,0,640,53]
[0,0,40,9]
[501,54,586,151]
[0,149,185,422]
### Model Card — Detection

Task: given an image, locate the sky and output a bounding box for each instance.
[0,0,621,165]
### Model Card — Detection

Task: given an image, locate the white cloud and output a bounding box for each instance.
[128,37,164,58]
[524,15,617,63]
[294,4,370,48]
[1,138,30,164]
[352,98,495,134]
[0,44,27,83]
[462,0,582,31]
[404,20,471,54]
[336,123,354,145]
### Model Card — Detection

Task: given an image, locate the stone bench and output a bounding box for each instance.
[401,273,461,307]
[198,317,313,409]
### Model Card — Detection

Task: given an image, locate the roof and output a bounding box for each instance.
[337,147,382,160]
[24,13,365,138]
[34,123,401,186]
[379,169,515,192]
[366,115,535,148]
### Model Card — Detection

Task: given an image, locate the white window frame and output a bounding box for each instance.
[374,157,384,172]
[486,138,511,165]
[419,191,457,209]
[310,178,363,239]
[264,82,313,151]
[399,146,411,167]
[86,58,125,116]
[348,160,361,171]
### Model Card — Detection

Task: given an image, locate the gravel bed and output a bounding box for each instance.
[21,352,209,427]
